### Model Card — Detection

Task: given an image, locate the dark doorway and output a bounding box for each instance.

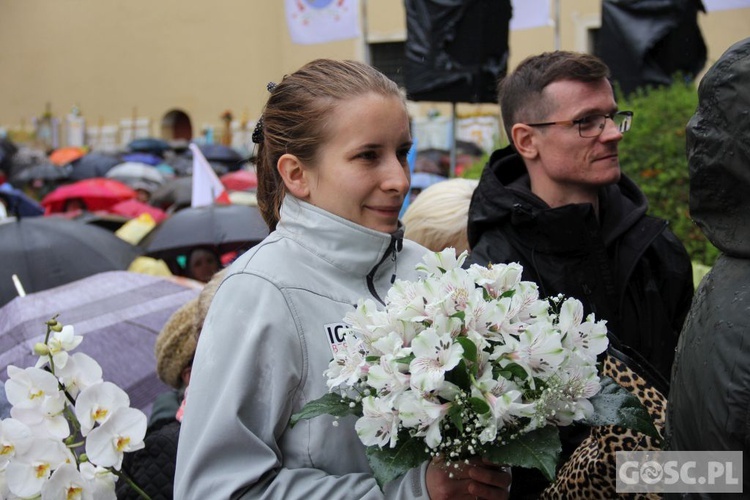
[161,109,193,141]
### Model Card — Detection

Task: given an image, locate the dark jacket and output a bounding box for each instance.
[666,37,750,498]
[467,145,694,386]
[117,420,181,500]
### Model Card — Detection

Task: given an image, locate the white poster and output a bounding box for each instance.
[285,0,361,45]
[702,0,750,11]
[510,0,551,31]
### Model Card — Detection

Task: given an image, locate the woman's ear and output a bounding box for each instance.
[277,153,310,199]
[511,123,539,160]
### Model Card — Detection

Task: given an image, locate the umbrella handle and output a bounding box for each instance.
[12,274,27,297]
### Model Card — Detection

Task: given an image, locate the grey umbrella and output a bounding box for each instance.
[69,152,122,181]
[0,271,201,415]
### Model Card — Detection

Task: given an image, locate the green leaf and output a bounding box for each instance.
[448,403,464,433]
[445,359,472,391]
[485,426,562,482]
[394,353,415,365]
[456,337,477,364]
[500,362,528,381]
[469,397,491,415]
[366,436,431,489]
[365,355,380,363]
[289,393,360,427]
[584,376,660,439]
[451,310,466,321]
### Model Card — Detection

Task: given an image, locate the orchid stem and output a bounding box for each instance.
[115,470,152,500]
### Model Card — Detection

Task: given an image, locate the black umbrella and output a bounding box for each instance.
[139,203,269,260]
[127,137,171,157]
[0,217,143,307]
[149,176,193,212]
[0,271,201,414]
[10,161,71,185]
[69,152,122,181]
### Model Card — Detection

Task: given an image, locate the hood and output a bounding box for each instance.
[467,145,648,249]
[687,37,750,258]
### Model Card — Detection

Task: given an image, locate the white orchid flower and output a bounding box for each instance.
[0,418,33,469]
[10,392,69,441]
[6,438,73,499]
[41,463,93,500]
[355,396,400,448]
[5,366,63,411]
[79,462,117,500]
[35,325,83,370]
[55,352,104,399]
[409,328,464,393]
[85,407,146,470]
[74,381,130,437]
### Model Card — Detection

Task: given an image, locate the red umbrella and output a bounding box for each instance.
[41,178,136,214]
[220,169,257,191]
[107,198,168,223]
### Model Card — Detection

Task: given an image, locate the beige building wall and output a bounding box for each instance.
[0,0,748,146]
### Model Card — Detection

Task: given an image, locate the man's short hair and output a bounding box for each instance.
[498,51,611,141]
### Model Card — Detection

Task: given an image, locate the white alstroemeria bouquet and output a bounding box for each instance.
[1,318,149,499]
[292,249,658,487]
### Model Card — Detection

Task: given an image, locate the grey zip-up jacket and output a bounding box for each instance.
[174,197,431,499]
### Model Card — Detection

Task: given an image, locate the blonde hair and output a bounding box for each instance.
[402,178,479,254]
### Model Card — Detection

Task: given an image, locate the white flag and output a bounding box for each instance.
[190,143,230,208]
[285,0,360,45]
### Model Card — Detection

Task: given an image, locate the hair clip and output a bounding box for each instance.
[267,82,277,93]
[251,117,264,144]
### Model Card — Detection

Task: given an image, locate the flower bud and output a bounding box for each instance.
[50,323,63,332]
[79,453,89,463]
[45,318,59,327]
[34,342,50,355]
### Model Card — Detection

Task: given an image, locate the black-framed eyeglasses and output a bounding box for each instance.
[525,111,634,138]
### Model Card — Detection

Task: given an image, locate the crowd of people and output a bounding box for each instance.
[2,37,748,499]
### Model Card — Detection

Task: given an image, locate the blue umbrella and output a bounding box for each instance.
[0,183,44,217]
[121,152,163,167]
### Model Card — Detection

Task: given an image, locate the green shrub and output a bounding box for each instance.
[617,78,719,266]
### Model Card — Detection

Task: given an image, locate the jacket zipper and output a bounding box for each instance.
[366,233,402,305]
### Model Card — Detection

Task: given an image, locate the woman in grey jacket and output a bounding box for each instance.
[173,59,512,499]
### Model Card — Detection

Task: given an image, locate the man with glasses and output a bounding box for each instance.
[466,51,693,496]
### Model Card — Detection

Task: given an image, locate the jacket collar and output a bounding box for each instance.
[468,145,650,248]
[276,196,401,277]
